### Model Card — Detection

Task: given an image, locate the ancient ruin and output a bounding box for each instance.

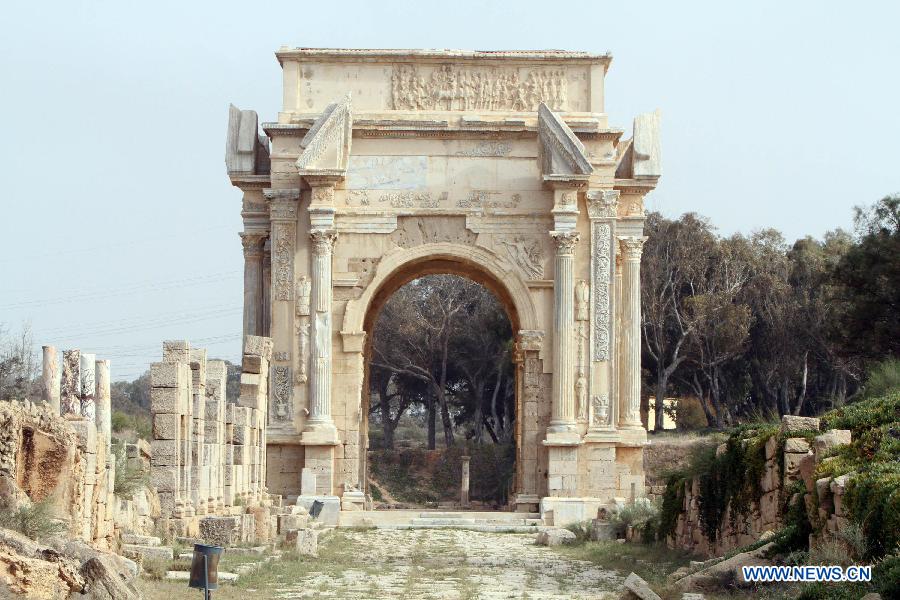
[227,48,661,523]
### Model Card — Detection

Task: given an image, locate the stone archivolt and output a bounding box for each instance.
[229,48,660,522]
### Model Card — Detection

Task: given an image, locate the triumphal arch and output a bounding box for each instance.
[226,47,660,523]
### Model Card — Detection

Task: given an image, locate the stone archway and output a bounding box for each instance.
[341,244,538,505]
[229,47,661,523]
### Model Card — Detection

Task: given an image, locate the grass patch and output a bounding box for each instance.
[556,540,692,589]
[0,498,66,540]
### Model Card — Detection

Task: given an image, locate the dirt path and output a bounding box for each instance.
[274,528,622,599]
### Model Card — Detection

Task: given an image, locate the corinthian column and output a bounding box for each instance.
[305,228,338,440]
[548,230,580,439]
[240,232,265,338]
[619,236,647,429]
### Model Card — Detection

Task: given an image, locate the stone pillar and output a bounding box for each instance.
[240,232,265,338]
[79,353,96,421]
[61,350,81,417]
[262,238,272,338]
[460,456,471,507]
[95,359,111,450]
[41,346,60,414]
[305,229,338,438]
[619,237,646,429]
[547,231,579,439]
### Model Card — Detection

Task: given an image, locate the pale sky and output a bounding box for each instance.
[1,1,898,380]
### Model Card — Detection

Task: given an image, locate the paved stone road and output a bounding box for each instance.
[275,528,622,599]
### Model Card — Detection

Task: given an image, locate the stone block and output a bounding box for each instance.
[153,413,179,440]
[784,438,811,453]
[150,468,178,493]
[534,528,577,546]
[150,363,182,388]
[151,440,178,467]
[199,516,242,546]
[590,519,615,541]
[150,387,179,414]
[814,430,852,456]
[70,419,97,453]
[765,435,779,461]
[242,355,263,374]
[278,513,309,533]
[243,335,273,360]
[622,572,662,599]
[285,528,318,556]
[295,496,340,527]
[780,415,820,434]
[300,468,316,496]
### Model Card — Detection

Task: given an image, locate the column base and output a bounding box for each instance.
[616,428,648,447]
[543,431,582,446]
[300,423,340,446]
[583,428,620,443]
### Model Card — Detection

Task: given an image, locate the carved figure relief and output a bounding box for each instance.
[392,65,569,111]
[272,223,295,301]
[500,236,544,280]
[457,190,522,210]
[586,190,619,219]
[575,369,588,422]
[524,357,542,390]
[575,280,590,321]
[295,276,311,316]
[591,394,610,428]
[271,365,293,421]
[273,352,289,362]
[296,321,310,384]
[592,224,612,361]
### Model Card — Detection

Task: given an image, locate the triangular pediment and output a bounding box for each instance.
[296,93,353,178]
[537,103,593,181]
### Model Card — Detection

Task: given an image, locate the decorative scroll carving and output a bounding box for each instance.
[517,330,544,352]
[269,200,298,221]
[273,352,289,362]
[575,369,588,422]
[295,276,311,316]
[592,224,612,361]
[455,141,512,157]
[550,231,580,255]
[500,237,544,280]
[311,186,335,205]
[538,103,593,177]
[272,223,295,301]
[591,394,610,428]
[586,189,619,219]
[575,280,589,321]
[391,65,568,111]
[271,365,293,421]
[456,190,521,210]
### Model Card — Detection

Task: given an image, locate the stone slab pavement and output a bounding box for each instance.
[274,528,622,599]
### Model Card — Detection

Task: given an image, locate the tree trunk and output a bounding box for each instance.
[473,381,484,444]
[427,397,436,450]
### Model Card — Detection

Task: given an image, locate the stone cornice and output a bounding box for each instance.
[263,118,621,138]
[275,48,612,68]
[229,174,270,190]
[614,178,659,195]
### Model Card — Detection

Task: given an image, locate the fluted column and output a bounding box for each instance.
[548,230,579,436]
[240,232,266,338]
[619,236,646,429]
[41,346,60,414]
[306,229,338,435]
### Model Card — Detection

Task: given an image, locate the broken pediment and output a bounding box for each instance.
[296,93,353,178]
[226,105,270,176]
[615,109,661,179]
[537,102,593,183]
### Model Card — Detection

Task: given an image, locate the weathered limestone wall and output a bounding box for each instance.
[668,416,853,558]
[150,337,271,537]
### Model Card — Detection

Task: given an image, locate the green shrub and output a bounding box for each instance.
[111,441,148,496]
[609,501,659,539]
[141,556,168,580]
[861,357,900,399]
[0,498,66,540]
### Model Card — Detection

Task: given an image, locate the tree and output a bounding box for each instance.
[832,195,900,361]
[0,323,38,401]
[641,212,718,430]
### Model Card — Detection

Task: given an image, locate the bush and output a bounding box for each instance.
[609,501,659,539]
[0,498,66,540]
[111,441,147,496]
[141,556,168,580]
[564,520,592,543]
[861,357,900,400]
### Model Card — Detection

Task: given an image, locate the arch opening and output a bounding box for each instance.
[359,259,523,509]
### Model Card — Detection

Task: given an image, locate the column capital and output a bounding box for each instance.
[240,231,266,258]
[586,189,619,219]
[310,229,338,255]
[550,230,580,255]
[516,329,545,353]
[618,236,647,261]
[263,188,300,221]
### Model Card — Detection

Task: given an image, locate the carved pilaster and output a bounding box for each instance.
[619,236,646,429]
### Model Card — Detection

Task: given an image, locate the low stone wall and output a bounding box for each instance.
[667,415,852,557]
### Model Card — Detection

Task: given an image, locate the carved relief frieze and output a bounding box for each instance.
[592,224,612,361]
[296,320,310,384]
[517,330,544,353]
[271,365,293,421]
[391,64,568,111]
[272,223,295,301]
[575,369,588,422]
[499,236,544,280]
[457,190,522,210]
[273,352,289,362]
[575,280,590,321]
[295,276,311,316]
